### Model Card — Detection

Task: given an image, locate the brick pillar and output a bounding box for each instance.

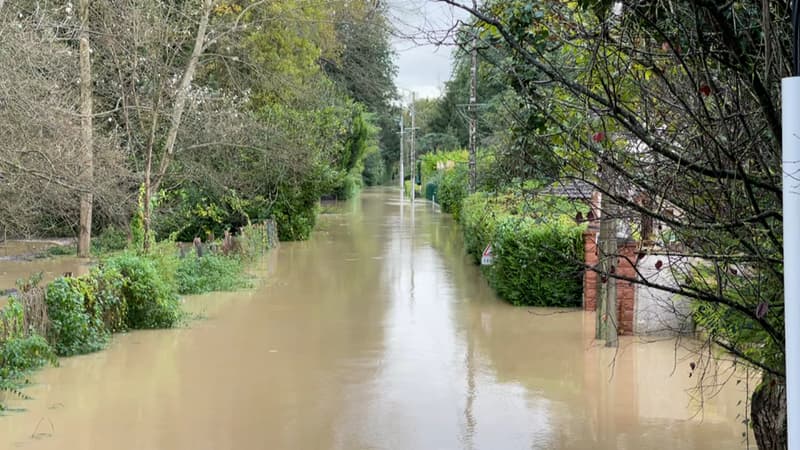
[583,229,599,311]
[616,240,638,334]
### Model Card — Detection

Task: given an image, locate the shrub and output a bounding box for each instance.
[330,170,362,200]
[437,167,469,219]
[175,254,249,295]
[0,334,57,384]
[362,151,386,186]
[461,191,586,307]
[488,217,584,306]
[87,266,128,333]
[103,253,181,329]
[0,296,57,388]
[45,277,109,356]
[461,193,504,264]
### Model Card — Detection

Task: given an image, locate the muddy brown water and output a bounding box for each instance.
[1,188,750,449]
[0,240,88,309]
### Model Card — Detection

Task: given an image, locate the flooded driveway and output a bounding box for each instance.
[1,188,749,449]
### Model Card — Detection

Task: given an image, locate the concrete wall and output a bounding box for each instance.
[633,255,693,335]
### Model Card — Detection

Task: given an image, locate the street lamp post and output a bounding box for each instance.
[784,2,800,448]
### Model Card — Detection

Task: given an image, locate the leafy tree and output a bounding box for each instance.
[438,0,792,446]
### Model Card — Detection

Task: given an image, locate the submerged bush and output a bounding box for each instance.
[0,296,57,388]
[461,191,586,307]
[175,254,249,295]
[0,334,57,383]
[437,167,469,219]
[45,277,109,356]
[87,266,128,333]
[489,217,584,307]
[104,253,181,329]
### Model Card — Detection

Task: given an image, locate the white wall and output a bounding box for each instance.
[634,255,693,335]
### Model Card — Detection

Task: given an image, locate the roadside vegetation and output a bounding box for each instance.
[419,150,587,308]
[408,0,792,446]
[0,223,271,410]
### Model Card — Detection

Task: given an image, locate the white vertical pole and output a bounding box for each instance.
[784,75,800,450]
[399,115,405,194]
[410,91,416,203]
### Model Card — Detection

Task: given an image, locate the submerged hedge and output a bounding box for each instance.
[460,191,586,307]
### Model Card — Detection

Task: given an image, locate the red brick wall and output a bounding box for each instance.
[616,241,638,335]
[583,230,599,311]
[583,233,639,334]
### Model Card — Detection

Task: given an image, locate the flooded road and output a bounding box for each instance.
[1,188,750,449]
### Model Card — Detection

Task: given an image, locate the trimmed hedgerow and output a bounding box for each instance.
[460,191,586,307]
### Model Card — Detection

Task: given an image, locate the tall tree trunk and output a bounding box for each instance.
[751,376,787,450]
[77,0,93,258]
[141,0,212,253]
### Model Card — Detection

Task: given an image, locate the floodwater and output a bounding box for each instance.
[0,240,87,309]
[1,188,751,449]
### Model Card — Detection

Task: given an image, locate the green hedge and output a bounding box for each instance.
[461,191,586,307]
[437,167,469,219]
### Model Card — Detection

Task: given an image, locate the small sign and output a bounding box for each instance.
[481,244,494,266]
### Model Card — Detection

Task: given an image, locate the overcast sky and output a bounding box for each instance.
[387,0,466,100]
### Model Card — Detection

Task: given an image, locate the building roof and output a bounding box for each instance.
[541,179,595,200]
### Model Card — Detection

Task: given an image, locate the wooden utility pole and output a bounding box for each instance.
[77,0,93,257]
[468,18,478,193]
[595,191,619,347]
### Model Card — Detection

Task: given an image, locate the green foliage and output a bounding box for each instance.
[437,167,470,219]
[87,266,128,333]
[103,253,181,329]
[489,217,584,306]
[153,188,264,243]
[46,245,75,256]
[362,150,386,186]
[271,186,321,241]
[420,150,468,181]
[45,278,109,356]
[0,297,57,388]
[92,226,128,254]
[331,170,363,201]
[175,255,249,295]
[691,268,784,372]
[461,190,586,307]
[0,334,56,384]
[461,192,505,264]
